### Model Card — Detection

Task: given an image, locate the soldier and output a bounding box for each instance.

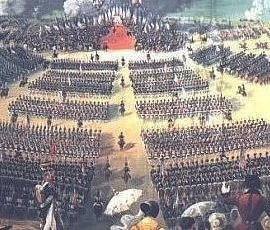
[118,132,125,150]
[120,76,125,89]
[119,100,126,116]
[35,171,64,230]
[122,159,131,184]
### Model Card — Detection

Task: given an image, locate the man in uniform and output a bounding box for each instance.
[35,171,63,230]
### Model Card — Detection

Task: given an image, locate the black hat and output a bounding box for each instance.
[140,200,159,218]
[179,216,195,229]
[244,175,261,190]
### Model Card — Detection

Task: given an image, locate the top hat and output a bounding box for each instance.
[140,200,159,218]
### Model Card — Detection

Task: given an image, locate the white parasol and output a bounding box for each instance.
[182,201,217,218]
[105,189,143,216]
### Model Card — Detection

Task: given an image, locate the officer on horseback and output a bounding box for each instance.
[104,157,112,181]
[122,159,131,184]
[119,100,126,116]
[93,189,104,221]
[118,132,125,150]
[120,76,125,89]
[121,56,125,67]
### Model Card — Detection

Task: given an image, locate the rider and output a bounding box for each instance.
[26,114,30,126]
[119,100,126,116]
[104,157,112,180]
[146,52,151,62]
[118,132,125,150]
[93,189,104,221]
[105,157,111,170]
[47,115,52,127]
[122,160,131,184]
[121,56,125,66]
[94,189,103,203]
[120,76,125,89]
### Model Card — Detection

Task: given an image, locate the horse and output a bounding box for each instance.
[19,77,28,87]
[119,105,125,116]
[93,200,104,221]
[122,170,131,185]
[118,138,125,150]
[120,77,125,89]
[104,167,112,181]
[0,88,9,98]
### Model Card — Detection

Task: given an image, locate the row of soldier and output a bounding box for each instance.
[0,46,44,88]
[0,121,102,158]
[192,45,270,84]
[219,52,270,84]
[135,95,233,119]
[29,70,116,96]
[50,59,118,71]
[9,95,109,121]
[130,68,209,95]
[141,119,270,159]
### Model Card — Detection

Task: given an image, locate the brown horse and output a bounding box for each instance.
[104,167,112,181]
[122,169,131,184]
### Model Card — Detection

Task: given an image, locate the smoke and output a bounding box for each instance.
[244,0,270,20]
[63,0,109,17]
[0,0,25,15]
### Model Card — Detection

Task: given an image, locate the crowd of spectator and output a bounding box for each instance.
[28,70,115,96]
[150,152,270,228]
[8,95,109,121]
[142,119,270,160]
[136,95,233,120]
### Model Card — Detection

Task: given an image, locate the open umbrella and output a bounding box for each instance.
[105,189,142,216]
[182,201,217,218]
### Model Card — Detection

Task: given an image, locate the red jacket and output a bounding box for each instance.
[224,190,270,230]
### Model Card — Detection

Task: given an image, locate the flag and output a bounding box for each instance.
[53,24,59,31]
[44,25,51,33]
[173,189,180,210]
[39,26,42,38]
[239,148,247,170]
[58,91,63,103]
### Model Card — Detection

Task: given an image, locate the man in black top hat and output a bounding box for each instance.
[222,174,270,230]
